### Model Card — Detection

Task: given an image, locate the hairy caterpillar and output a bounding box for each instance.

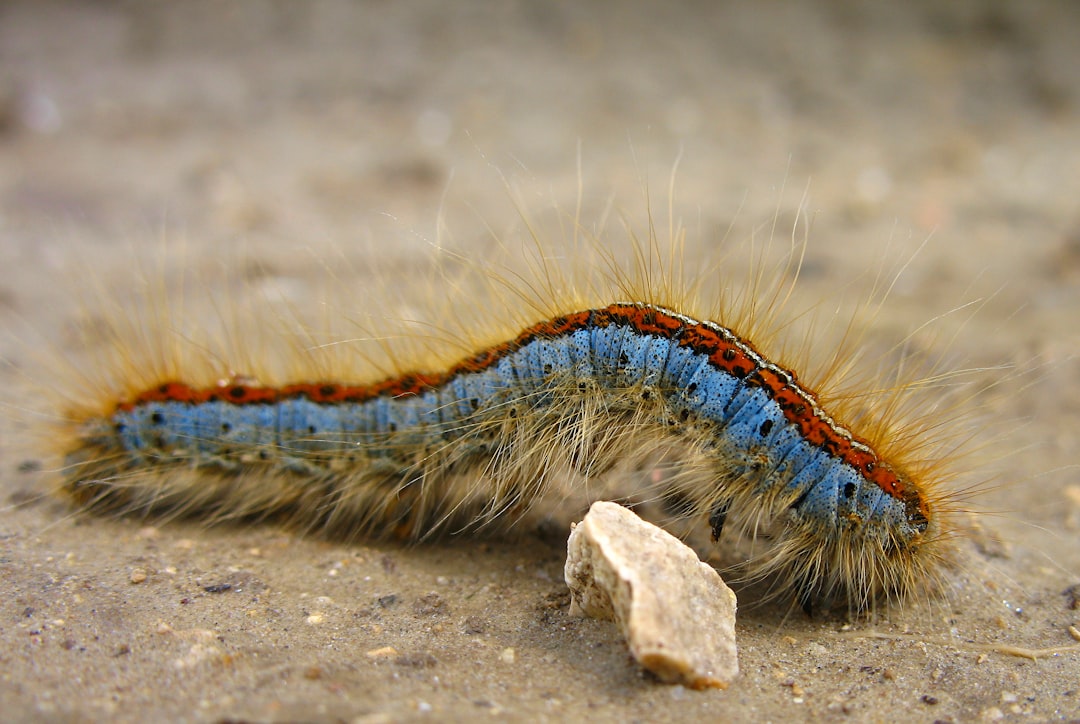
[38,192,973,613]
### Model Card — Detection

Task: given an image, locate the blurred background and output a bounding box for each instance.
[2,1,1077,264]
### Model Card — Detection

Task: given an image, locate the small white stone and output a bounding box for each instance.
[564,501,738,689]
[365,646,399,659]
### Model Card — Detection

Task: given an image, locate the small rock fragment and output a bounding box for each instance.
[173,643,225,669]
[413,592,448,616]
[365,646,399,659]
[564,501,738,689]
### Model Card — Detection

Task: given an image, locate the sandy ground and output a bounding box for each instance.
[2,1,1080,721]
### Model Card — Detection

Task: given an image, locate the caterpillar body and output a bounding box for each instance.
[61,268,956,611]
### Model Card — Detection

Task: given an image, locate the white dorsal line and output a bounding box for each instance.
[615,302,872,456]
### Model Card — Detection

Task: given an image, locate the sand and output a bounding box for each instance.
[2,2,1079,721]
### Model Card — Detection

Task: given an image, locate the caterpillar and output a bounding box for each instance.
[38,193,972,613]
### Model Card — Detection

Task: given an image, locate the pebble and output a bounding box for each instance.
[365,646,399,659]
[564,501,739,689]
